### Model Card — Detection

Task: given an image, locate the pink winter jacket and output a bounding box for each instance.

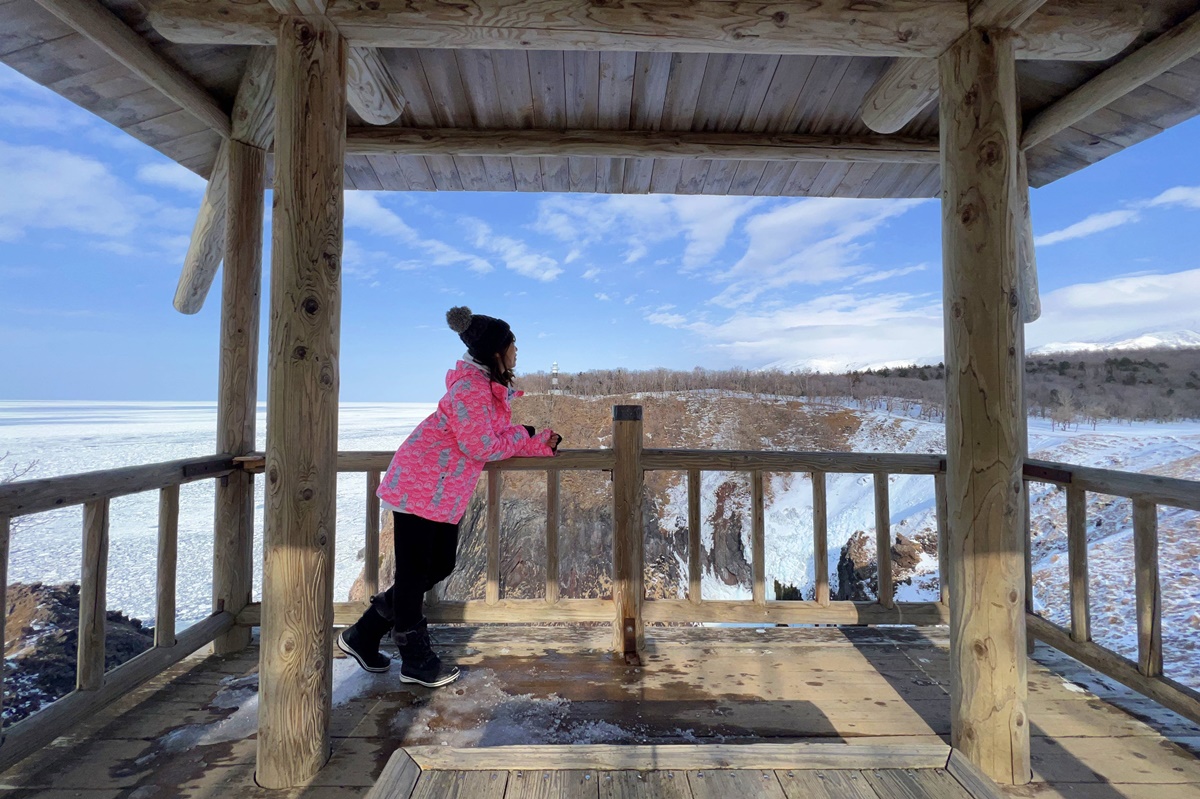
[376,361,556,523]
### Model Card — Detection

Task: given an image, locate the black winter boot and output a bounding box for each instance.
[337,607,392,673]
[393,618,460,688]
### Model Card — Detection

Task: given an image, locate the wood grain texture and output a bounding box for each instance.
[257,13,345,789]
[410,769,507,799]
[365,471,380,599]
[1133,499,1162,678]
[406,743,952,772]
[861,58,939,134]
[1027,613,1200,727]
[155,485,179,648]
[232,46,275,148]
[77,498,109,692]
[487,469,501,605]
[212,138,263,655]
[546,470,559,604]
[364,749,422,799]
[689,769,786,799]
[1065,485,1090,643]
[0,611,233,773]
[612,406,644,653]
[151,0,1135,61]
[642,450,942,474]
[346,127,940,162]
[642,599,948,625]
[935,472,949,605]
[970,0,1049,29]
[34,0,230,135]
[0,516,7,722]
[939,28,1030,785]
[1024,7,1200,148]
[1016,152,1040,322]
[875,473,894,609]
[752,470,765,605]
[1024,458,1200,510]
[813,471,829,605]
[0,455,233,518]
[775,769,883,798]
[688,468,701,603]
[173,138,229,314]
[946,749,1009,799]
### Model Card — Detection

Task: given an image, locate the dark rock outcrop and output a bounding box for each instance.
[834,531,928,602]
[4,582,153,724]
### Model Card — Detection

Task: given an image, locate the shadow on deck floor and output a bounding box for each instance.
[0,626,1196,798]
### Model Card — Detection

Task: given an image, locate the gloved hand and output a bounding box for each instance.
[549,433,562,452]
[523,425,536,437]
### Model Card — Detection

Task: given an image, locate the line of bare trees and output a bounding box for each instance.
[520,347,1200,426]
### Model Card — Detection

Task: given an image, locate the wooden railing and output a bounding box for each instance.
[0,456,239,769]
[236,405,951,656]
[1023,459,1200,726]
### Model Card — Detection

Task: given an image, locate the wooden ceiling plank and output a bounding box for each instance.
[388,49,439,127]
[265,0,326,14]
[452,155,491,191]
[483,156,517,192]
[1024,7,1200,148]
[660,53,709,130]
[749,55,818,133]
[529,49,567,128]
[35,0,229,136]
[490,49,541,190]
[568,156,598,193]
[731,55,783,131]
[676,159,711,194]
[364,153,410,191]
[0,0,74,58]
[347,46,406,125]
[701,157,740,194]
[786,56,854,134]
[691,53,746,131]
[565,51,600,128]
[396,155,436,191]
[344,154,383,190]
[781,162,826,195]
[728,161,769,195]
[622,157,655,194]
[345,127,940,163]
[150,0,970,56]
[831,161,883,197]
[861,0,1137,134]
[649,158,684,194]
[753,161,794,196]
[598,50,636,129]
[631,52,671,131]
[424,153,464,191]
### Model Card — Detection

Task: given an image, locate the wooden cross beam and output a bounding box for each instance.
[860,0,1142,133]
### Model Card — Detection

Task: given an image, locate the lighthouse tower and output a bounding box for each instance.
[551,362,561,395]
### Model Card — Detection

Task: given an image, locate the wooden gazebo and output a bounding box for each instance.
[3,0,1200,793]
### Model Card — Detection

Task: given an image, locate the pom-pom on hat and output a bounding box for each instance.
[446,306,513,359]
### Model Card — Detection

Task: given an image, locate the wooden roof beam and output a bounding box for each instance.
[33,0,230,137]
[860,0,1142,133]
[345,127,941,163]
[347,47,406,125]
[148,0,972,56]
[174,50,277,314]
[1023,7,1200,149]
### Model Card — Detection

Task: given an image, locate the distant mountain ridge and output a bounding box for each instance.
[1029,330,1200,356]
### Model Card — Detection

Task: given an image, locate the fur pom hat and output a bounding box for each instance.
[446,306,513,359]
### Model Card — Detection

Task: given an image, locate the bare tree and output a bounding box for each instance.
[2,451,38,534]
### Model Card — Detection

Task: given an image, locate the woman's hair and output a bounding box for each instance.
[471,335,515,387]
[447,306,515,387]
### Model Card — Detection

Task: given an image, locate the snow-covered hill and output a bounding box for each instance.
[1030,329,1200,356]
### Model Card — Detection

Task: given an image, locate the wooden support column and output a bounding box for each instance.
[212,139,265,655]
[612,405,644,658]
[257,13,345,790]
[940,27,1030,785]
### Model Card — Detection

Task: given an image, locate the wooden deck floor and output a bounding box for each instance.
[0,626,1197,798]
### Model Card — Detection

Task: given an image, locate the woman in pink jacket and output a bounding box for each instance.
[338,307,560,687]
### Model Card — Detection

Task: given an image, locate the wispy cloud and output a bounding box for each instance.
[1147,185,1200,209]
[136,162,206,193]
[343,193,493,275]
[1035,209,1140,246]
[853,264,928,286]
[466,218,561,281]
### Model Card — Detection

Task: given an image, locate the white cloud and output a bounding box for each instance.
[136,162,206,193]
[1035,209,1140,246]
[1028,268,1200,348]
[1147,185,1200,209]
[853,264,928,286]
[0,142,193,261]
[581,268,601,281]
[645,291,943,370]
[343,193,493,275]
[595,293,611,301]
[711,198,925,307]
[467,218,561,281]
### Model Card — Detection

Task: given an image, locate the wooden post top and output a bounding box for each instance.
[613,405,643,421]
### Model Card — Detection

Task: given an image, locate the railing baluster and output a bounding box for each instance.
[1133,499,1162,677]
[78,499,110,691]
[935,472,948,605]
[1025,476,1035,655]
[365,471,380,600]
[1,515,9,721]
[156,485,179,648]
[812,471,829,606]
[1066,486,1090,643]
[688,468,701,604]
[752,470,765,606]
[875,473,893,609]
[546,470,560,604]
[486,469,502,606]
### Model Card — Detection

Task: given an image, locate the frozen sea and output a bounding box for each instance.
[0,401,435,629]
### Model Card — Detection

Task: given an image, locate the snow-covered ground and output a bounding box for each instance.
[2,399,1197,690]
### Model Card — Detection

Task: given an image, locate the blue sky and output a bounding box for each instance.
[3,62,1200,402]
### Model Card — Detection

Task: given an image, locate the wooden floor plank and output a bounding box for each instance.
[410,769,507,799]
[687,770,786,799]
[598,770,691,799]
[864,768,974,799]
[775,769,882,799]
[505,770,599,799]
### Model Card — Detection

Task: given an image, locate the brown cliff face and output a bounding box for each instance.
[349,392,862,605]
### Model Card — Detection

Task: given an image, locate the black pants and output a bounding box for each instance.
[366,511,459,634]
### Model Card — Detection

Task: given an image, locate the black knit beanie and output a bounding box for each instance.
[446,306,513,360]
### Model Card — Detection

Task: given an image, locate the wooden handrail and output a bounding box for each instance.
[1024,458,1200,510]
[642,449,943,474]
[0,455,235,518]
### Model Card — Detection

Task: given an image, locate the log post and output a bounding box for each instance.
[812,471,829,606]
[365,471,381,599]
[78,499,110,691]
[940,26,1030,785]
[212,138,265,655]
[1,515,9,720]
[612,405,644,656]
[687,468,701,604]
[257,13,346,790]
[157,485,179,648]
[546,470,560,604]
